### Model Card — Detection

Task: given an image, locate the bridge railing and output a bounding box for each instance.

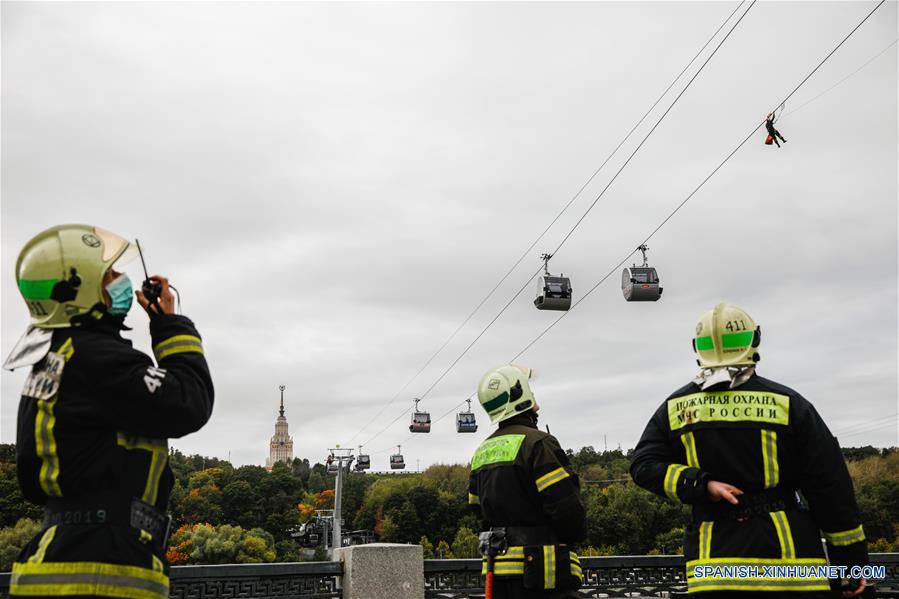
[2,553,898,598]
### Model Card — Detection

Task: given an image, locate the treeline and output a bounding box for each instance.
[1,444,897,569]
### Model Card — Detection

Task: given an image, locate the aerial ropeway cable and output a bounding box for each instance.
[358,0,758,451]
[339,1,750,449]
[370,0,889,456]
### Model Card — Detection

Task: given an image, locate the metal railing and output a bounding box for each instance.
[425,555,687,599]
[2,554,898,598]
[0,562,343,599]
[424,553,899,598]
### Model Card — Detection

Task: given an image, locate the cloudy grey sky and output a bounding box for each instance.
[2,1,897,470]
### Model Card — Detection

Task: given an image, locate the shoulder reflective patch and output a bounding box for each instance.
[668,391,790,430]
[471,434,525,471]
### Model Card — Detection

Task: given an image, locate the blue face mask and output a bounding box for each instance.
[106,273,133,316]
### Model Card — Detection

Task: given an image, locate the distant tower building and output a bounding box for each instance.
[266,385,294,471]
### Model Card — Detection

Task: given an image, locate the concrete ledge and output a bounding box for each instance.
[335,543,424,599]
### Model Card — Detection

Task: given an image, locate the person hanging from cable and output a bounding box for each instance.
[764,108,787,147]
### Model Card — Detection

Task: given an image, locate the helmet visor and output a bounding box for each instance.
[94,227,136,264]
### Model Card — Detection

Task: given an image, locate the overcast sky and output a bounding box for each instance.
[2,1,897,470]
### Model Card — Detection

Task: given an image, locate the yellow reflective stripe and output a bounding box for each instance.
[35,395,62,497]
[571,562,583,581]
[535,467,570,493]
[680,432,700,468]
[11,561,169,599]
[151,556,164,573]
[770,510,795,559]
[153,335,203,361]
[34,340,75,498]
[686,556,830,592]
[663,464,688,500]
[116,434,168,505]
[760,429,779,488]
[687,580,831,592]
[57,338,74,361]
[698,521,713,561]
[687,557,827,567]
[543,545,556,589]
[27,526,57,564]
[822,525,866,546]
[468,492,479,505]
[668,391,790,430]
[139,530,153,544]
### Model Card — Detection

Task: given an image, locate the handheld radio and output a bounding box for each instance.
[135,240,163,314]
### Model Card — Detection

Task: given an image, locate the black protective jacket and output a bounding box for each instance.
[631,374,869,594]
[11,313,213,599]
[468,413,587,597]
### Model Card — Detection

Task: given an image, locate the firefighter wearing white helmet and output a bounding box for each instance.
[631,303,873,597]
[4,224,214,599]
[469,365,586,599]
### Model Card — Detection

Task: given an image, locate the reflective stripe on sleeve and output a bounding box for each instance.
[663,464,688,500]
[467,492,479,505]
[535,467,570,493]
[153,334,203,361]
[10,561,169,599]
[822,525,866,547]
[680,432,700,468]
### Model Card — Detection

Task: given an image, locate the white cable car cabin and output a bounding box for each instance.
[534,253,571,311]
[326,455,338,474]
[456,399,478,433]
[409,398,431,433]
[389,446,405,470]
[622,245,662,302]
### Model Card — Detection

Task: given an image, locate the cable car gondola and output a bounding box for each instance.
[409,398,431,433]
[355,447,370,471]
[389,446,405,470]
[534,253,571,311]
[456,399,478,433]
[622,244,662,302]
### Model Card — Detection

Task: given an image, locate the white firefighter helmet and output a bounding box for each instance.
[477,364,537,424]
[693,303,761,368]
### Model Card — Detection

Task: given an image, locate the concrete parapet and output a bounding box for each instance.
[335,543,424,599]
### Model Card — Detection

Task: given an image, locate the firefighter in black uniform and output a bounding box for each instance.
[4,224,214,599]
[468,364,586,599]
[631,303,872,598]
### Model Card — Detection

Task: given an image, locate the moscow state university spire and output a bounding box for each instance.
[266,385,294,471]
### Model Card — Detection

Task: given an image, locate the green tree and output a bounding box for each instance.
[0,518,42,571]
[186,523,276,563]
[0,462,42,527]
[420,535,435,559]
[451,527,479,558]
[435,539,453,559]
[221,480,260,529]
